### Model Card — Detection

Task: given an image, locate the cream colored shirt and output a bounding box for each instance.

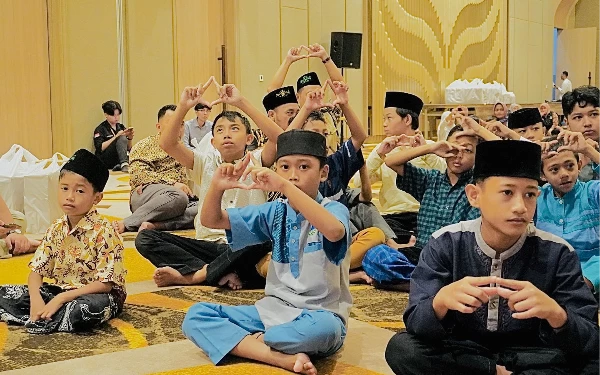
[189,148,267,242]
[354,140,446,215]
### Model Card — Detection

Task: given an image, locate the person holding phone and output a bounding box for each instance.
[93,100,134,172]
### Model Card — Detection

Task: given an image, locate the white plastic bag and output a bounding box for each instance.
[0,145,40,213]
[24,153,68,233]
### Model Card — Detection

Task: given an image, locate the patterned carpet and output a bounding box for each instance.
[0,285,407,372]
[0,153,405,374]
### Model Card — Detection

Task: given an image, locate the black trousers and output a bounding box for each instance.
[382,212,418,244]
[135,230,270,287]
[98,135,129,169]
[385,332,599,375]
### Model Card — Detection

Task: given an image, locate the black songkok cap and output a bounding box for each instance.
[473,140,541,181]
[262,86,298,112]
[384,91,424,115]
[276,130,327,162]
[61,149,109,192]
[508,108,543,129]
[296,72,321,92]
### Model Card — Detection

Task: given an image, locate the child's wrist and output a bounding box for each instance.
[547,304,568,329]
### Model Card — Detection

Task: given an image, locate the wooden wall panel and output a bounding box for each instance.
[124,0,176,143]
[0,0,52,157]
[48,0,120,156]
[233,0,281,112]
[371,0,508,137]
[508,0,561,103]
[173,0,224,119]
[573,0,599,86]
[557,27,598,88]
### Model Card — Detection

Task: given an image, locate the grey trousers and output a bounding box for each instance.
[123,184,197,231]
[99,135,129,169]
[349,201,396,239]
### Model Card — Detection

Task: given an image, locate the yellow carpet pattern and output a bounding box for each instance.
[0,160,407,374]
[0,285,406,371]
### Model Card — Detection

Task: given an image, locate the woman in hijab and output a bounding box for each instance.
[492,102,509,124]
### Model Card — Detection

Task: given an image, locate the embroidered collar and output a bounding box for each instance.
[474,217,528,260]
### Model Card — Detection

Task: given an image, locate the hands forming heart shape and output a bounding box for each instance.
[286,43,329,63]
[304,79,350,111]
[179,76,247,109]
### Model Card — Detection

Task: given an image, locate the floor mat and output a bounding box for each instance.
[0,285,407,371]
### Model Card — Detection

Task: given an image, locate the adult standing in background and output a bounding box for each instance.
[554,71,573,100]
[183,103,213,150]
[93,100,134,172]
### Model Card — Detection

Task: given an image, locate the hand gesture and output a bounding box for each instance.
[486,121,512,138]
[432,141,465,158]
[456,115,481,136]
[174,182,193,197]
[285,46,309,63]
[376,136,400,157]
[5,233,32,255]
[396,132,426,148]
[304,82,334,112]
[211,153,253,191]
[179,77,214,109]
[536,139,559,159]
[212,82,244,107]
[557,130,590,154]
[38,296,66,320]
[433,276,498,316]
[496,278,567,328]
[243,165,286,192]
[328,80,349,106]
[307,43,328,60]
[116,129,126,138]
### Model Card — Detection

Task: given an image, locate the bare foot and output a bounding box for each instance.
[138,222,156,232]
[218,272,242,290]
[386,236,416,250]
[407,235,416,247]
[349,270,373,285]
[292,353,317,375]
[496,365,512,375]
[112,221,125,234]
[153,267,194,287]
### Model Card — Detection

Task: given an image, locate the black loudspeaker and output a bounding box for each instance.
[330,32,362,69]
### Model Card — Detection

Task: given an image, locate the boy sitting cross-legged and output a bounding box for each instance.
[0,149,127,333]
[385,140,599,375]
[182,130,352,375]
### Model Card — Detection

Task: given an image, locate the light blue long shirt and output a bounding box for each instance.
[536,180,600,291]
[225,195,352,329]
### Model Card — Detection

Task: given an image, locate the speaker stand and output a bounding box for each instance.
[338,67,345,149]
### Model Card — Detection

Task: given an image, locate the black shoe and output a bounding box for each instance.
[112,164,121,172]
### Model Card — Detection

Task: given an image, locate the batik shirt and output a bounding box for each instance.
[128,134,188,192]
[226,194,352,329]
[29,209,127,304]
[405,219,598,359]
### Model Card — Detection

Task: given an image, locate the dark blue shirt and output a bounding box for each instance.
[405,219,598,359]
[319,139,364,207]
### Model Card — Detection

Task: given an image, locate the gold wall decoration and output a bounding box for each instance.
[371,0,508,137]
